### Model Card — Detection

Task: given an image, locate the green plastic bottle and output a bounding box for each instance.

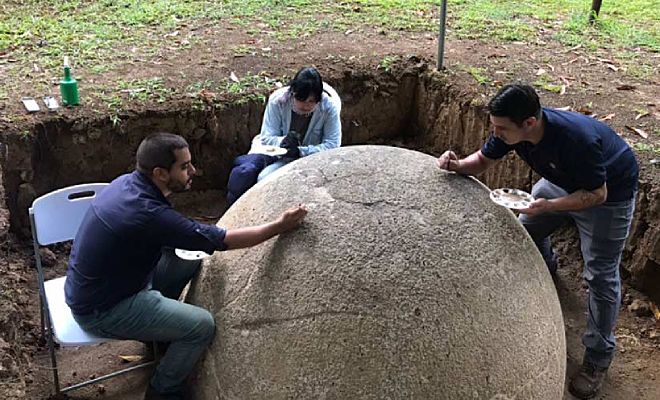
[60,56,79,106]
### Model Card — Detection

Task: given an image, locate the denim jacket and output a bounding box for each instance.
[250,82,342,157]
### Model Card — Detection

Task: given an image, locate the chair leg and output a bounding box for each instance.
[39,296,46,340]
[44,313,61,394]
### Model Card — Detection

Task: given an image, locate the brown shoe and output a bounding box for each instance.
[568,361,608,399]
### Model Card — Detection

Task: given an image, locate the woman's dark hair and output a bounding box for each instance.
[488,84,542,126]
[136,132,189,176]
[288,67,323,102]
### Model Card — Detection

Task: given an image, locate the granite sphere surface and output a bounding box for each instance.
[188,145,566,400]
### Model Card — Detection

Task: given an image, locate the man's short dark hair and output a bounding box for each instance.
[136,133,189,176]
[288,67,324,103]
[488,84,542,126]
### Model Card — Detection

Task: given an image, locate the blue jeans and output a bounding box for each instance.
[72,248,215,394]
[257,158,294,181]
[520,179,635,368]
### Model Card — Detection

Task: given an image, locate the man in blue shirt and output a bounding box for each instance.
[436,84,638,400]
[66,133,307,400]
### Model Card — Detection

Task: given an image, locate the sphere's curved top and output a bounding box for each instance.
[190,145,565,400]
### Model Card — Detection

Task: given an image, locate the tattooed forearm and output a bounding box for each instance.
[550,184,607,212]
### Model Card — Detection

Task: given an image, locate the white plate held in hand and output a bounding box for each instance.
[175,249,213,260]
[252,145,287,156]
[489,188,535,210]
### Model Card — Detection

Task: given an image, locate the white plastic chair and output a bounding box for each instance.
[29,183,154,394]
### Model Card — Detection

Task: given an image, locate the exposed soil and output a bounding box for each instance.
[1,16,659,400]
[17,198,660,400]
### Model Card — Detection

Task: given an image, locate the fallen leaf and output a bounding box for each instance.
[651,302,660,320]
[635,112,650,120]
[198,89,216,102]
[597,58,614,63]
[560,85,566,95]
[625,125,649,139]
[616,84,636,91]
[229,72,239,82]
[598,113,616,121]
[536,68,547,76]
[577,106,593,115]
[119,355,144,363]
[556,106,572,111]
[606,64,619,72]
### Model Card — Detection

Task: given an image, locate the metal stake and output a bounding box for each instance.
[437,0,448,70]
[590,0,603,24]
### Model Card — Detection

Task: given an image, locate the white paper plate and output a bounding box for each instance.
[489,188,535,210]
[252,145,287,156]
[175,248,213,261]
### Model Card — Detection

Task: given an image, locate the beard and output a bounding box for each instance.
[168,178,192,193]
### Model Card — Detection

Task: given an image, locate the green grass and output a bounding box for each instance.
[467,66,490,85]
[1,1,656,72]
[117,77,171,103]
[631,142,660,154]
[534,74,563,93]
[0,0,657,109]
[0,1,439,89]
[183,73,276,110]
[379,55,402,73]
[450,0,659,51]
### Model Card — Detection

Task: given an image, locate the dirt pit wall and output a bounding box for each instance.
[0,61,658,302]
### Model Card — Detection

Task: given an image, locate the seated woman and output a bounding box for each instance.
[226,67,342,205]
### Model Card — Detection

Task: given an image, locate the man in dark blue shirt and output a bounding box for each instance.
[436,84,638,400]
[66,133,307,400]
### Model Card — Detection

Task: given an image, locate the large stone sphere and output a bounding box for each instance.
[188,145,565,400]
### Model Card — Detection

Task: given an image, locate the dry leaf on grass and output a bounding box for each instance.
[635,112,650,120]
[577,106,593,115]
[119,355,144,363]
[599,113,616,121]
[625,125,649,139]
